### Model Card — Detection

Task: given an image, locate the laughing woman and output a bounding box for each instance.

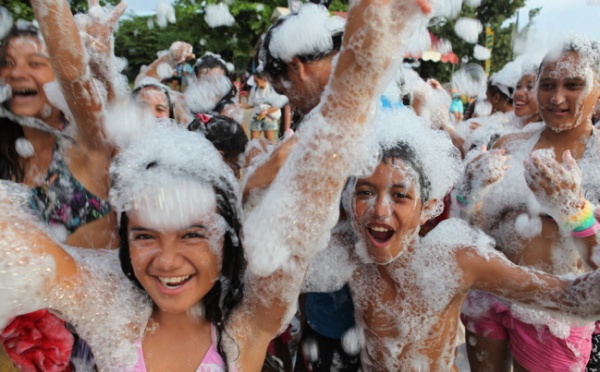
[0,0,434,370]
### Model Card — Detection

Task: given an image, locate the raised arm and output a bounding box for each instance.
[228,0,433,368]
[0,182,78,328]
[134,42,194,86]
[30,0,110,151]
[77,0,129,104]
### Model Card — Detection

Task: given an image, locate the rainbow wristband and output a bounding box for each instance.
[562,200,599,238]
[572,222,600,238]
[563,200,594,231]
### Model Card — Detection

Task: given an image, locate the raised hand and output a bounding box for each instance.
[524,149,585,219]
[78,0,127,56]
[168,41,195,64]
[457,145,510,203]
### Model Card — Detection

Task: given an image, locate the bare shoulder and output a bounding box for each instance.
[492,128,538,152]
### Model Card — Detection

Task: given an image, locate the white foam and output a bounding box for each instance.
[204,3,235,28]
[184,74,234,113]
[267,3,345,62]
[0,7,13,40]
[454,18,483,44]
[473,45,491,61]
[156,1,176,28]
[15,138,34,158]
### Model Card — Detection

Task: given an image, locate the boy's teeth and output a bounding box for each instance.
[158,275,190,286]
[371,227,389,232]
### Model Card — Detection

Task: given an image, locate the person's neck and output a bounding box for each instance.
[150,307,208,334]
[541,119,593,145]
[22,126,56,151]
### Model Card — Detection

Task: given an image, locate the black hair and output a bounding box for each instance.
[0,118,25,182]
[194,54,229,77]
[187,114,249,159]
[381,143,430,202]
[131,83,175,119]
[487,81,513,106]
[260,14,343,80]
[253,70,267,80]
[118,172,246,369]
[0,26,43,182]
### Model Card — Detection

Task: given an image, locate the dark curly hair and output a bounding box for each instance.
[118,172,246,369]
[187,114,248,159]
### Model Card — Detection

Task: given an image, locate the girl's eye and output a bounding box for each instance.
[183,231,205,239]
[131,233,155,241]
[393,193,410,200]
[355,189,373,197]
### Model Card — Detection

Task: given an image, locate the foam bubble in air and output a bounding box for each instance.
[452,63,487,98]
[266,3,345,63]
[473,45,491,61]
[204,3,235,28]
[15,138,34,158]
[156,1,176,28]
[184,74,234,113]
[43,81,73,124]
[341,327,363,356]
[0,7,13,40]
[103,100,157,148]
[454,18,483,44]
[406,26,432,56]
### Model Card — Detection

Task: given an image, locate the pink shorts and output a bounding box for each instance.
[461,292,594,372]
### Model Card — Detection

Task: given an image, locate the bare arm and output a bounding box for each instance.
[228,0,433,368]
[134,42,194,86]
[78,0,128,104]
[30,0,110,152]
[458,246,600,319]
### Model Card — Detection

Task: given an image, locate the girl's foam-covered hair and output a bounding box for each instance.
[109,124,241,217]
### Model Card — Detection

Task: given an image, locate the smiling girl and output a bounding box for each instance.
[0,0,435,370]
[459,37,600,372]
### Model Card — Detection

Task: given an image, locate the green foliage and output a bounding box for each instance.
[114,0,293,80]
[418,0,528,83]
[3,0,35,21]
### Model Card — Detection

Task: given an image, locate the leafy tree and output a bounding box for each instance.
[114,0,292,80]
[418,0,528,82]
[2,0,119,20]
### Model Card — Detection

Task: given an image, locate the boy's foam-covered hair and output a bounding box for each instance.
[260,3,345,78]
[369,108,462,217]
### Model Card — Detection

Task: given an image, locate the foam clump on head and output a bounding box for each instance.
[546,34,600,81]
[265,3,345,63]
[370,107,462,217]
[109,125,241,232]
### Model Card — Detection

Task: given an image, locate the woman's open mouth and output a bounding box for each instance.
[155,275,193,295]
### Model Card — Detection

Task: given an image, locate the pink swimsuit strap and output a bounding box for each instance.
[134,324,226,371]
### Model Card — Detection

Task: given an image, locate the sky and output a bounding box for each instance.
[125,0,600,40]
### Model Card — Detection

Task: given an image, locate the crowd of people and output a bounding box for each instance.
[1,0,600,371]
